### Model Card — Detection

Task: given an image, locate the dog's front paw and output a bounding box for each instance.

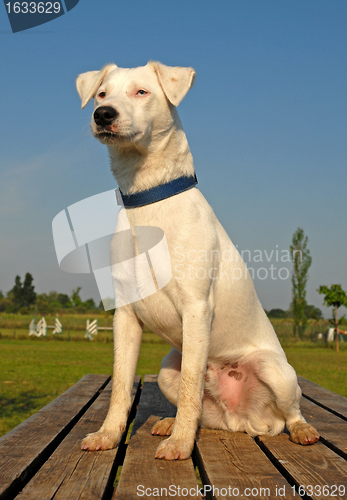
[152,417,176,436]
[81,430,120,451]
[155,436,194,460]
[289,422,320,445]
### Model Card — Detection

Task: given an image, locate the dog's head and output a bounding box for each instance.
[76,62,196,150]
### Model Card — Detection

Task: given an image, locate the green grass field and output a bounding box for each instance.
[0,333,171,437]
[0,333,346,438]
[284,347,347,398]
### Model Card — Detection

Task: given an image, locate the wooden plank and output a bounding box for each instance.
[114,375,201,500]
[129,374,176,437]
[298,376,347,420]
[0,374,110,500]
[300,397,347,459]
[195,429,296,500]
[258,434,347,500]
[15,376,141,500]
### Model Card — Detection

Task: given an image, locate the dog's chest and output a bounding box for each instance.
[132,288,184,349]
[119,190,219,348]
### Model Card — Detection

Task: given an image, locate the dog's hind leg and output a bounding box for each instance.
[151,348,181,436]
[256,351,319,445]
[153,348,228,436]
[157,348,182,404]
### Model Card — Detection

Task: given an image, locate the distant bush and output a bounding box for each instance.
[267,309,289,319]
[0,275,101,315]
[304,304,323,320]
[267,305,323,321]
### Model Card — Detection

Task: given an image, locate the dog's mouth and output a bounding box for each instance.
[94,129,140,144]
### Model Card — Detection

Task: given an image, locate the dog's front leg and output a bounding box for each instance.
[81,306,143,451]
[155,301,212,460]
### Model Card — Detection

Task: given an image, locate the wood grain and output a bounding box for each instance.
[114,375,200,500]
[300,396,347,459]
[15,376,141,500]
[3,374,347,500]
[195,429,296,500]
[0,374,110,500]
[258,433,347,500]
[298,376,347,420]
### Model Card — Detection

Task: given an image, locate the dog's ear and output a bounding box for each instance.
[149,61,196,106]
[76,64,117,109]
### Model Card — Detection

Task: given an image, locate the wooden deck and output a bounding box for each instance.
[0,374,346,500]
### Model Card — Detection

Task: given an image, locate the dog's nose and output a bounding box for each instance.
[94,106,118,126]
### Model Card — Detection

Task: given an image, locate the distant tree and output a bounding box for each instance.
[47,291,59,302]
[0,293,11,312]
[35,293,51,315]
[83,298,96,310]
[10,273,36,311]
[58,293,72,307]
[70,287,96,311]
[22,273,36,308]
[12,276,23,308]
[304,304,323,320]
[34,291,74,313]
[268,309,288,319]
[318,284,347,352]
[70,287,82,308]
[290,228,312,339]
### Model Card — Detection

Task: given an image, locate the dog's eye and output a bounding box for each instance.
[98,92,106,99]
[136,89,148,96]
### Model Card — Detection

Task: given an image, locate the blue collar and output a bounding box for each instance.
[119,174,198,208]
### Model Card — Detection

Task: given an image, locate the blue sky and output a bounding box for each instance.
[1,0,346,317]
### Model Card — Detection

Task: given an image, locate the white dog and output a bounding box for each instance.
[76,61,319,460]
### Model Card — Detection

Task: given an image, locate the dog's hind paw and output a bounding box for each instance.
[289,422,320,445]
[155,435,194,460]
[152,417,176,436]
[81,430,119,451]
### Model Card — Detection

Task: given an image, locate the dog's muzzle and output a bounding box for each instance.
[94,106,118,126]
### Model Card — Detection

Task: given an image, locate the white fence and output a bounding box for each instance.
[86,319,113,340]
[28,317,113,340]
[29,317,63,337]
